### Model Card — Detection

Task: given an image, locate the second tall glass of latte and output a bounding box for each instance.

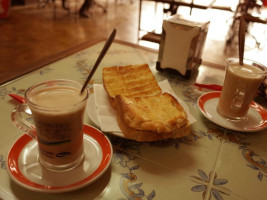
[217,58,267,120]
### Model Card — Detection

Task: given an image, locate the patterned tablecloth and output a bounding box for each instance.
[0,40,267,200]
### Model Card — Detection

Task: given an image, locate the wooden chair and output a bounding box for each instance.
[52,0,107,19]
[52,0,81,19]
[226,0,267,46]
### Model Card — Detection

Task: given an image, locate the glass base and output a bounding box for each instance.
[38,153,85,171]
[225,115,248,121]
[216,106,248,121]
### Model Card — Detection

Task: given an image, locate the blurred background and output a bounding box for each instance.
[1,0,267,83]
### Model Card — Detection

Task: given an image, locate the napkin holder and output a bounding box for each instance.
[156,15,210,79]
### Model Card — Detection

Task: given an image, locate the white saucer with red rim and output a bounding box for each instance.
[197,91,267,132]
[7,125,113,193]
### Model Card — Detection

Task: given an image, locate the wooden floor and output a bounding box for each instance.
[1,0,267,85]
[0,1,140,84]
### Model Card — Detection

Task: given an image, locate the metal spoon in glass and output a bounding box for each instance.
[80,29,117,94]
[238,16,246,65]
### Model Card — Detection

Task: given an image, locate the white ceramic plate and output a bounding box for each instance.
[7,125,113,193]
[86,94,125,138]
[86,88,196,138]
[197,91,267,132]
[87,94,100,127]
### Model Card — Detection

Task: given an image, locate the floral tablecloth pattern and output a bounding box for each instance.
[0,41,267,200]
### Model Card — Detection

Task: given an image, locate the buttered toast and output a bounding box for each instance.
[114,93,191,141]
[102,64,162,108]
[102,64,191,141]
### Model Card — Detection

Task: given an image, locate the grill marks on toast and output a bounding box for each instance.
[103,64,162,99]
[102,64,191,141]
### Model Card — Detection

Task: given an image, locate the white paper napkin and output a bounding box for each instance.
[93,80,196,132]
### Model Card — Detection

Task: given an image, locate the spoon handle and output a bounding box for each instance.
[239,16,246,65]
[81,29,117,94]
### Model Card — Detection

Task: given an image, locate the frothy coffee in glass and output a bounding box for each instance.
[25,80,88,170]
[217,58,266,120]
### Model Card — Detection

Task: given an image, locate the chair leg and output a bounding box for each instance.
[226,17,239,46]
[94,1,107,13]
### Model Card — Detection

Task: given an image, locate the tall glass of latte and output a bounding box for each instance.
[217,58,267,120]
[12,79,89,171]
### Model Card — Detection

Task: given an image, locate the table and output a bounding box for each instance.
[0,39,267,200]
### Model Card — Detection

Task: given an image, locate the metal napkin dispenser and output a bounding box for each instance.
[156,15,210,79]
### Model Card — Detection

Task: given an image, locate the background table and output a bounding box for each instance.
[0,40,267,200]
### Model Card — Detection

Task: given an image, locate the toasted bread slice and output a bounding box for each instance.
[114,93,191,141]
[103,64,162,107]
